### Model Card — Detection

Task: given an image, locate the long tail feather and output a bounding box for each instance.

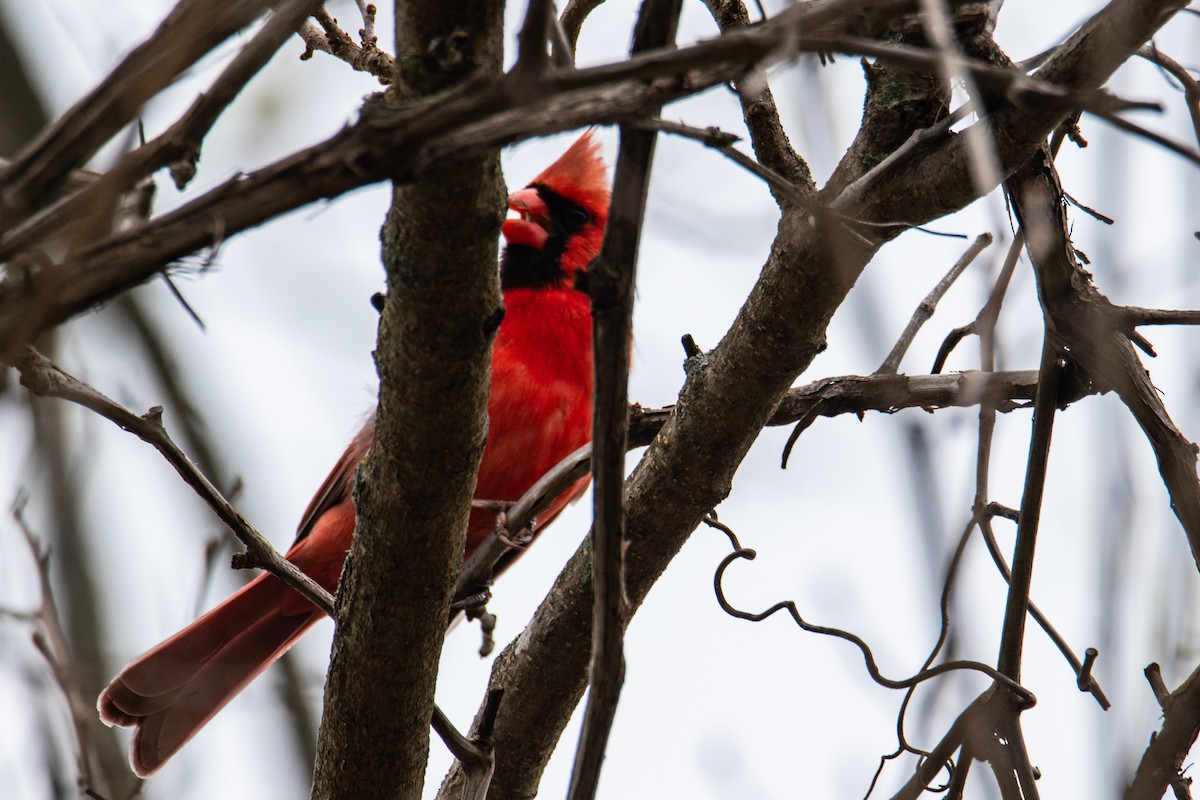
[98,574,322,777]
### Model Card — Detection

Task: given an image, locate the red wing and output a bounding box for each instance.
[293,416,374,544]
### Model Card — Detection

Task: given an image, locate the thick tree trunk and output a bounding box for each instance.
[309,1,505,797]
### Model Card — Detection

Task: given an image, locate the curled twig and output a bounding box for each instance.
[703,515,1035,705]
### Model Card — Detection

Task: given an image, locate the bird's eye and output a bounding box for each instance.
[565,208,589,228]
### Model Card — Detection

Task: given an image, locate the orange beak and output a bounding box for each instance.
[501,187,550,250]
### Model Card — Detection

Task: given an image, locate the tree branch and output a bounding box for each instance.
[0,0,268,225]
[14,347,335,615]
[568,2,681,796]
[1126,661,1200,800]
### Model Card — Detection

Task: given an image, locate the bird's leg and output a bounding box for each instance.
[471,499,536,549]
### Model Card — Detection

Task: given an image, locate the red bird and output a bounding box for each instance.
[98,133,610,777]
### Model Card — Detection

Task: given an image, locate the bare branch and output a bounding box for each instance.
[1008,147,1200,574]
[1137,43,1200,148]
[559,0,608,57]
[569,4,682,795]
[0,0,267,224]
[13,348,335,616]
[995,340,1061,681]
[2,0,328,263]
[304,6,395,84]
[1126,661,1200,800]
[430,695,500,800]
[7,495,120,797]
[1121,307,1200,327]
[877,232,993,375]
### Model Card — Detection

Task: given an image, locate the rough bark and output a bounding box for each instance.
[308,1,505,797]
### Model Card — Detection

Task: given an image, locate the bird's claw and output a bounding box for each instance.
[451,585,492,613]
[496,523,535,549]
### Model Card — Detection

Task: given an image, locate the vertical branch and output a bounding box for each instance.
[308,1,506,797]
[996,339,1061,680]
[566,1,681,798]
[25,351,129,796]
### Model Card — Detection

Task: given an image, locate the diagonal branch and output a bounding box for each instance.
[3,0,327,263]
[1007,147,1200,574]
[13,347,335,616]
[0,0,268,225]
[1126,662,1200,800]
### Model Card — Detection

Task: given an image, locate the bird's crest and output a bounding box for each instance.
[532,130,610,221]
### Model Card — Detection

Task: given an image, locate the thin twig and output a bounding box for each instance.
[301,6,395,84]
[706,516,1034,703]
[567,3,681,797]
[1120,306,1200,327]
[1136,43,1200,149]
[1126,661,1200,800]
[700,0,815,198]
[14,348,335,616]
[7,495,116,797]
[878,232,994,375]
[2,0,329,263]
[633,118,818,212]
[996,339,1061,681]
[1087,104,1200,167]
[979,517,1111,709]
[430,695,500,800]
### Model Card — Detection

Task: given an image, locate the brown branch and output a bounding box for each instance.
[6,495,120,798]
[2,0,328,264]
[633,118,818,212]
[1126,661,1200,800]
[0,0,267,225]
[701,0,815,199]
[995,339,1061,682]
[1086,103,1200,167]
[1120,306,1200,327]
[1007,147,1200,574]
[1,0,1122,353]
[559,0,608,57]
[1137,43,1200,148]
[298,6,395,84]
[513,0,556,78]
[569,4,681,796]
[13,348,335,616]
[877,232,993,375]
[0,157,98,193]
[430,695,500,800]
[978,517,1112,710]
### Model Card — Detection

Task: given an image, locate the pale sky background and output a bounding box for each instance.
[1,1,1199,798]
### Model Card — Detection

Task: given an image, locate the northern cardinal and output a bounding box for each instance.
[98,133,610,777]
